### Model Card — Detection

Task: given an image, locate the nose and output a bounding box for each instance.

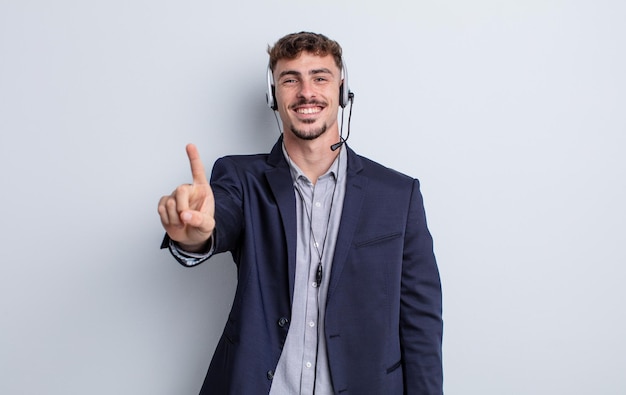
[297,80,315,100]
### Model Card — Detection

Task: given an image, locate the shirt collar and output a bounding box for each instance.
[281,142,347,184]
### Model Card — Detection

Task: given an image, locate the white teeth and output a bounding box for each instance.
[297,107,321,114]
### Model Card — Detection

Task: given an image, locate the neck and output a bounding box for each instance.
[283,132,341,182]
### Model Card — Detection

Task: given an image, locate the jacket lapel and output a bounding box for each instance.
[265,137,298,302]
[328,147,367,299]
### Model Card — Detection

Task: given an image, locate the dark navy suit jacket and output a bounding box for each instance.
[165,137,443,394]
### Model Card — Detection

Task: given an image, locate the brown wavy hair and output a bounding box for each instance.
[267,32,343,71]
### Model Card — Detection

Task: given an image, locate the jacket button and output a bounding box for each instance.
[277,317,289,328]
[267,370,274,380]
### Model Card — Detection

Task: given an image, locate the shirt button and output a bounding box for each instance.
[309,321,315,327]
[305,362,312,368]
[277,317,289,328]
[315,201,321,207]
[312,282,318,288]
[267,370,274,380]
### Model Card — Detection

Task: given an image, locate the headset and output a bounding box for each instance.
[266,60,353,110]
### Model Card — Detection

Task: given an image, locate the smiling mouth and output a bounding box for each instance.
[296,107,322,115]
[291,99,326,115]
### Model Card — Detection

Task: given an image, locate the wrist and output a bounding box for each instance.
[176,237,212,254]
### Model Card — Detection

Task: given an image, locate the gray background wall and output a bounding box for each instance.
[1,0,624,394]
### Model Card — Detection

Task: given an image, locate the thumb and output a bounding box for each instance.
[180,210,215,233]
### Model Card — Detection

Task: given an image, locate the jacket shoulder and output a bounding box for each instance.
[215,153,271,167]
[211,152,276,178]
[352,153,417,188]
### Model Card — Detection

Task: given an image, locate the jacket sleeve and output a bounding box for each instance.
[159,233,215,267]
[400,179,443,394]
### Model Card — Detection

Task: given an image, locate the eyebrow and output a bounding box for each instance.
[278,68,335,79]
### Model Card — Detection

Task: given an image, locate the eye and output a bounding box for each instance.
[282,78,298,85]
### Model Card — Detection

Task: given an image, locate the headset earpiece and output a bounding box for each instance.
[339,61,351,108]
[266,65,277,110]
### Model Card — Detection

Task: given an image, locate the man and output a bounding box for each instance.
[158,32,443,395]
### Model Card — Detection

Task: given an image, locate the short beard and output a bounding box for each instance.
[290,122,328,141]
[287,98,328,140]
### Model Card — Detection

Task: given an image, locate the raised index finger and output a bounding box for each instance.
[186,143,208,185]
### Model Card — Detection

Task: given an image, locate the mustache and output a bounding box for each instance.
[289,98,327,109]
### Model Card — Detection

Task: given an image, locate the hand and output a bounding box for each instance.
[158,144,215,252]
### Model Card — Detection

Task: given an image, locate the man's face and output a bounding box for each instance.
[273,52,342,141]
